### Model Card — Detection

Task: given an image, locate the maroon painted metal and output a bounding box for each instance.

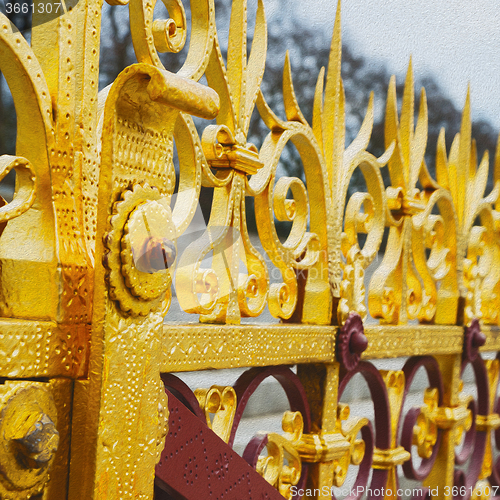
[412,488,432,500]
[463,319,486,363]
[231,366,312,446]
[155,389,286,499]
[401,356,444,481]
[231,366,311,499]
[338,362,390,500]
[453,355,489,500]
[242,433,270,469]
[492,354,500,489]
[336,313,368,371]
[161,373,206,421]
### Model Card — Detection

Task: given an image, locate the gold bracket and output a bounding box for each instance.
[386,186,427,217]
[294,432,351,463]
[278,406,368,488]
[476,413,500,432]
[432,405,472,429]
[373,446,411,469]
[202,125,264,175]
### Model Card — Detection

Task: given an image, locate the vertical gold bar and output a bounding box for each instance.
[424,354,463,500]
[43,379,74,500]
[298,363,339,499]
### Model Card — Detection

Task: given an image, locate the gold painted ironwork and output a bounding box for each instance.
[194,385,237,443]
[280,407,365,468]
[1,0,500,498]
[374,370,410,500]
[414,388,440,459]
[256,412,303,499]
[257,406,367,498]
[475,358,500,498]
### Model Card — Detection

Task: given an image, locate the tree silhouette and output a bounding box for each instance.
[1,0,498,201]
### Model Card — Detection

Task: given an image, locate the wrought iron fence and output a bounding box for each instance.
[0,0,499,499]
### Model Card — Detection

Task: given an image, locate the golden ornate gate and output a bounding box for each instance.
[0,0,500,499]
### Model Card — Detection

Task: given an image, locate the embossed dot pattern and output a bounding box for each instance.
[155,390,282,499]
[161,324,335,372]
[115,119,174,196]
[0,320,88,378]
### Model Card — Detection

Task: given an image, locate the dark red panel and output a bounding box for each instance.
[156,390,285,500]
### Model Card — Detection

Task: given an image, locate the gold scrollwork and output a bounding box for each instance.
[194,385,236,443]
[173,0,327,324]
[129,0,215,81]
[414,382,472,448]
[330,405,368,486]
[413,388,439,459]
[256,432,302,500]
[253,124,323,321]
[435,90,500,325]
[369,62,458,325]
[278,407,368,488]
[174,0,273,324]
[0,156,37,225]
[256,4,391,325]
[255,411,302,499]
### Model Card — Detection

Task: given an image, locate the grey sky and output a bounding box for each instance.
[273,0,500,129]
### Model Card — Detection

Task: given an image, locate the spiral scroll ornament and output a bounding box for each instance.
[129,0,216,81]
[173,0,326,324]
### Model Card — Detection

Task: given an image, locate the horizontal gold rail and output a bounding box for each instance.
[479,325,500,352]
[1,320,497,378]
[161,323,336,372]
[0,319,88,379]
[363,325,464,358]
[160,323,497,373]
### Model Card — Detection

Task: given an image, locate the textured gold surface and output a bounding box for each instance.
[363,325,464,358]
[0,320,88,379]
[0,382,59,499]
[161,323,500,372]
[480,325,500,351]
[67,61,218,499]
[161,323,336,371]
[372,447,411,469]
[42,379,73,500]
[256,412,303,499]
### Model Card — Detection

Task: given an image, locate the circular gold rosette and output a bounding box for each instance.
[104,184,177,316]
[0,384,59,499]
